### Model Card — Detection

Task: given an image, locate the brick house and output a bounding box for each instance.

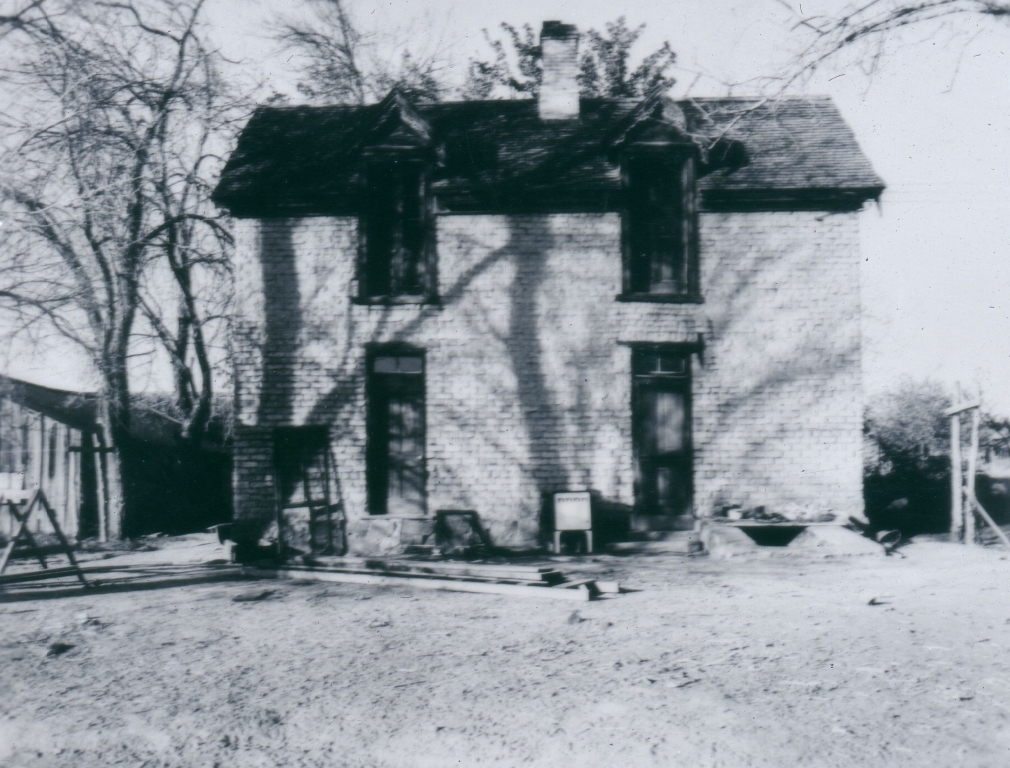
[213,21,884,555]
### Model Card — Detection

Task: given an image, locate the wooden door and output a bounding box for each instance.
[632,350,693,520]
[367,353,426,516]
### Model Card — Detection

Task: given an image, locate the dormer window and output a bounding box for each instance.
[359,159,434,301]
[622,153,699,302]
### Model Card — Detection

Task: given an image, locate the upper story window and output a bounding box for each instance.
[359,159,434,302]
[622,153,699,302]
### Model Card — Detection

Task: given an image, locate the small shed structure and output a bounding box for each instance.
[0,375,233,542]
[0,376,104,541]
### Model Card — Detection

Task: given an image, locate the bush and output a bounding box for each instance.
[863,380,951,535]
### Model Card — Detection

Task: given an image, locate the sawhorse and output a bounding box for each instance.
[0,489,88,588]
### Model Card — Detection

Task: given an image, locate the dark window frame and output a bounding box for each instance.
[619,149,701,303]
[357,156,437,304]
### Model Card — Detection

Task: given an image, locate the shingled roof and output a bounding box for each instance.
[213,93,884,216]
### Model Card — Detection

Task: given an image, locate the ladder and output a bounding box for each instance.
[273,429,345,556]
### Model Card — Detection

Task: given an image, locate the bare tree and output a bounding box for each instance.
[0,0,238,535]
[277,0,444,104]
[0,0,64,40]
[464,17,678,100]
[780,0,1010,83]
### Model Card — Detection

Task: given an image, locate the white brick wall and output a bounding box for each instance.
[231,209,864,549]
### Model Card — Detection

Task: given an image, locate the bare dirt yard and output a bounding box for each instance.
[2,537,1010,767]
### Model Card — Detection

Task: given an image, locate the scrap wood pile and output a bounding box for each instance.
[248,557,621,601]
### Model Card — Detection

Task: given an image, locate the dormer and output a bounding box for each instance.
[357,90,437,303]
[610,95,701,303]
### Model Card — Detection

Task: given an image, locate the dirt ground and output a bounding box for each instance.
[2,537,1010,767]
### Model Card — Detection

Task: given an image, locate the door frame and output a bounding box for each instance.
[629,343,697,529]
[365,343,428,517]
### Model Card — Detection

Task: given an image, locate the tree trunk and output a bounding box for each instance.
[99,354,133,539]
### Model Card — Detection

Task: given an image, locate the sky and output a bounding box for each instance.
[6,0,1010,411]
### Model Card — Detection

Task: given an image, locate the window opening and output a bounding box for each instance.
[362,161,430,299]
[624,155,698,298]
[48,426,57,479]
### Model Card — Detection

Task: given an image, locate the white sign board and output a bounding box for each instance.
[554,492,592,531]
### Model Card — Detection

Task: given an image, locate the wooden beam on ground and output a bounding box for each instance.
[0,562,240,586]
[274,563,566,587]
[0,565,99,585]
[249,566,596,601]
[306,558,566,584]
[318,556,555,576]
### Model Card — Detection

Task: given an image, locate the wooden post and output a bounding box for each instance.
[92,432,108,543]
[950,412,963,541]
[965,407,981,546]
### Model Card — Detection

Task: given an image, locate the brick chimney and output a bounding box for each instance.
[538,21,580,121]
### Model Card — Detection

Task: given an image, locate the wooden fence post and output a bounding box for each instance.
[965,407,981,546]
[950,411,963,542]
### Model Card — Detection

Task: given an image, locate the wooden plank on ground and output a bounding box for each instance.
[318,556,555,576]
[250,567,594,601]
[389,567,566,584]
[271,563,566,588]
[0,562,238,586]
[305,557,564,583]
[0,570,245,602]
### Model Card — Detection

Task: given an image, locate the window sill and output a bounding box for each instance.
[353,295,440,307]
[616,293,704,305]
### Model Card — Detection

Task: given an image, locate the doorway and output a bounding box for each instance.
[367,350,427,516]
[632,348,693,529]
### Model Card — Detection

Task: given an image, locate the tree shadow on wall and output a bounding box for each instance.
[257,220,301,428]
[292,216,619,546]
[698,219,863,515]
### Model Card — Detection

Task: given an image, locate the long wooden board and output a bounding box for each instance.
[250,566,596,601]
[311,556,556,576]
[264,563,570,588]
[304,559,564,584]
[0,562,239,586]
